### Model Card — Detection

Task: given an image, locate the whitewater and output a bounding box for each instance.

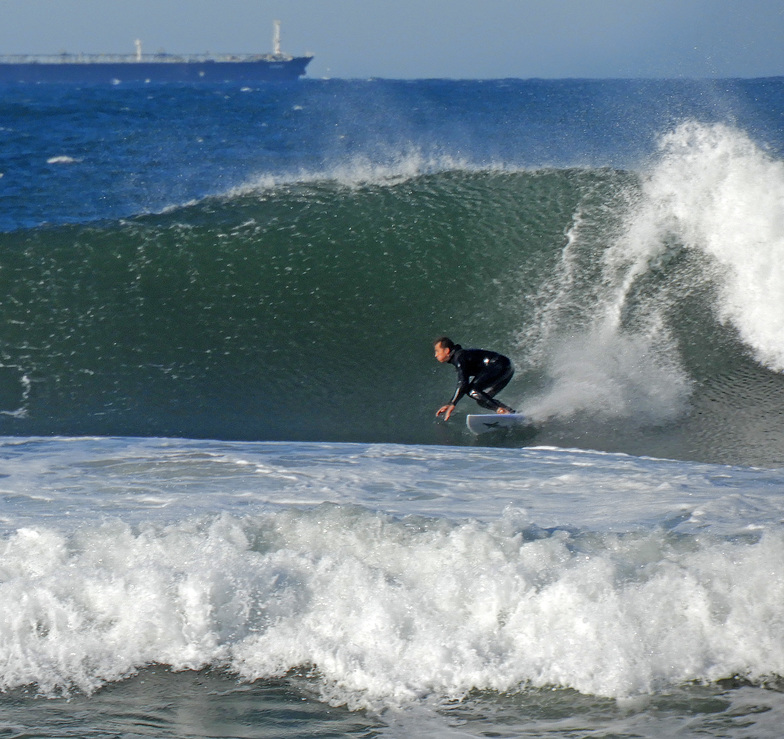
[1,437,784,737]
[0,77,784,737]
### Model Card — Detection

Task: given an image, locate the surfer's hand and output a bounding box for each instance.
[436,404,456,421]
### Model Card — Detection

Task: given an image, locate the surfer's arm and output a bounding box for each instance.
[447,365,470,407]
[437,374,467,421]
[435,349,468,421]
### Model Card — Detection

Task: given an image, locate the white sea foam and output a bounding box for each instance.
[521,325,690,425]
[623,122,784,371]
[46,155,81,165]
[0,438,783,708]
[227,150,514,196]
[2,499,784,705]
[520,121,784,424]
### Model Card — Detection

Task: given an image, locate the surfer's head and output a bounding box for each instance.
[434,336,455,363]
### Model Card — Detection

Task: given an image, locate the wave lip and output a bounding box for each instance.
[226,149,519,198]
[636,122,784,372]
[520,121,784,444]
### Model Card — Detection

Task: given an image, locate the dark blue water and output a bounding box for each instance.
[2,78,781,231]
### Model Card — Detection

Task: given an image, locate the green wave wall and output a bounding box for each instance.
[1,167,781,464]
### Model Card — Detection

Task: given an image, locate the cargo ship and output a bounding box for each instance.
[0,21,312,84]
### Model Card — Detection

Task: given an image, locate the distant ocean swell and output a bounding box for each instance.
[0,121,783,464]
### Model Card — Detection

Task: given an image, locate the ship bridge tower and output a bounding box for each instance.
[273,20,282,57]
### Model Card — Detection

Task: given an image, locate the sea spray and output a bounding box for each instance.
[517,163,691,425]
[627,122,784,372]
[518,121,784,426]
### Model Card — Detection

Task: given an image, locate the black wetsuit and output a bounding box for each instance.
[446,346,516,413]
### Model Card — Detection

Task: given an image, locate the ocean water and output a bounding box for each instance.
[0,76,783,737]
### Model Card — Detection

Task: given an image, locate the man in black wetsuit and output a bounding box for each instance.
[434,336,516,421]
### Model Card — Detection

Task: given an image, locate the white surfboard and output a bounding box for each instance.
[466,413,531,435]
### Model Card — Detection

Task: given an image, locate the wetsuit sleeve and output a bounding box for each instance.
[448,361,470,406]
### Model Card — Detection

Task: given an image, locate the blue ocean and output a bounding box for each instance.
[1,76,784,737]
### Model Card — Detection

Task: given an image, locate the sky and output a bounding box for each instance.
[0,0,781,80]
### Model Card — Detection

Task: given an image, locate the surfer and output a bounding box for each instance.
[434,336,516,421]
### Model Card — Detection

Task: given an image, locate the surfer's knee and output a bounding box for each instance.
[469,388,498,409]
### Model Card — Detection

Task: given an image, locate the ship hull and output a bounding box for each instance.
[0,56,312,84]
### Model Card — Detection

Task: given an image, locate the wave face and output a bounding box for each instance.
[0,79,783,466]
[0,167,571,442]
[1,120,784,465]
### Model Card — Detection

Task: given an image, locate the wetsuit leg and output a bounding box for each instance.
[467,363,515,412]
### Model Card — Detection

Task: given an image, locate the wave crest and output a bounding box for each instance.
[631,122,784,371]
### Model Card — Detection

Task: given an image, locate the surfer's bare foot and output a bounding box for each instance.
[496,407,511,414]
